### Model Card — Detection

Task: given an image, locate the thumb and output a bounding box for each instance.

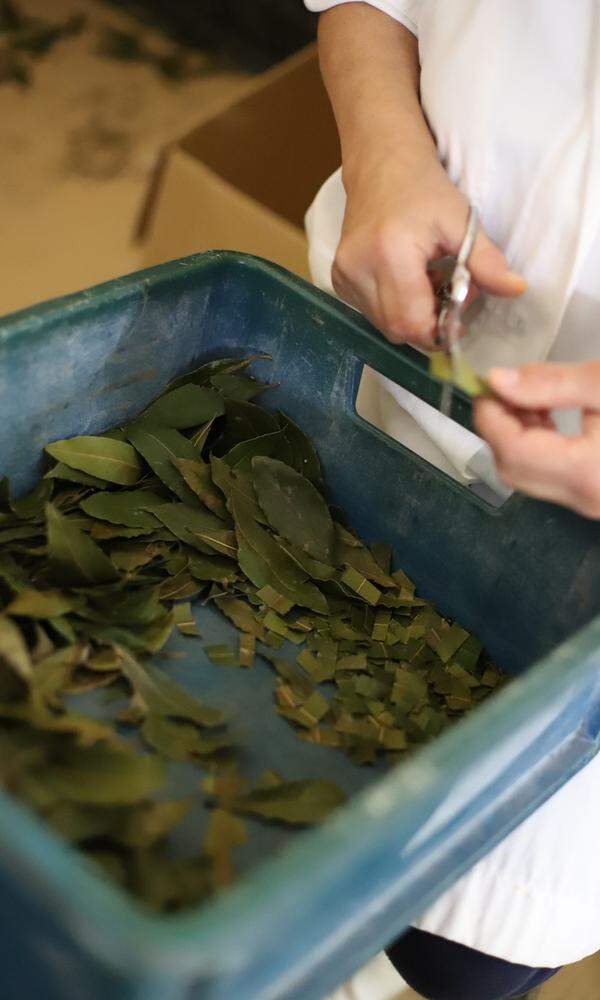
[487,361,600,411]
[468,231,527,299]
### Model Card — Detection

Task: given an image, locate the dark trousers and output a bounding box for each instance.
[386,928,560,1000]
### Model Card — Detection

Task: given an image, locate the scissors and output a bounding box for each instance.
[436,205,479,415]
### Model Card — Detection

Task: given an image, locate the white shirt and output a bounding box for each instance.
[304,0,600,972]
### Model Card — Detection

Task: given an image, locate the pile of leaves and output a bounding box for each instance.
[0,356,506,911]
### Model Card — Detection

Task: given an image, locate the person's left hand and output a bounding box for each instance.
[474,361,600,518]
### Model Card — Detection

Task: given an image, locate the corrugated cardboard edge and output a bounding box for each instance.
[140,146,310,277]
[135,43,319,244]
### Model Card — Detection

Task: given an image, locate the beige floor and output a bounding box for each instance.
[1,3,599,999]
[0,0,248,318]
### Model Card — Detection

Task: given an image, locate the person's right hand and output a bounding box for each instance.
[332,153,527,348]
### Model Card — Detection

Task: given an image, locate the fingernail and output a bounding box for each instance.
[488,367,520,390]
[506,272,528,292]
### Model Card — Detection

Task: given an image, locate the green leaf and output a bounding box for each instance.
[204,644,239,667]
[204,808,246,888]
[170,457,229,519]
[118,800,192,847]
[434,623,470,663]
[6,588,76,618]
[429,352,491,398]
[159,571,202,601]
[80,490,164,528]
[41,743,165,805]
[46,504,119,586]
[11,480,53,520]
[118,647,224,727]
[45,462,108,488]
[173,601,201,636]
[0,524,45,544]
[140,385,225,428]
[125,424,201,504]
[168,355,266,391]
[0,616,32,680]
[278,412,322,482]
[224,430,290,474]
[232,492,328,614]
[192,527,237,558]
[275,538,336,581]
[30,644,83,706]
[236,779,346,825]
[110,541,163,573]
[141,715,231,760]
[252,456,335,564]
[210,372,265,401]
[210,456,267,523]
[220,398,279,451]
[336,538,397,588]
[255,585,293,614]
[215,596,265,638]
[46,436,142,486]
[339,567,381,606]
[149,502,224,552]
[187,551,238,583]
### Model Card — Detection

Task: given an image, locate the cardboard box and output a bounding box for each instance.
[139,45,340,279]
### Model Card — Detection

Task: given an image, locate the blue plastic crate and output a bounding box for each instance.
[0,251,599,1000]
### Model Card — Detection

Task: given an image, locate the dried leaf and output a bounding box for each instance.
[41,744,165,805]
[118,648,224,727]
[253,456,334,561]
[0,616,32,680]
[204,808,246,888]
[80,490,164,528]
[171,457,229,518]
[340,567,381,606]
[141,715,230,760]
[173,601,200,636]
[46,436,142,486]
[140,385,225,428]
[125,424,200,504]
[46,504,119,586]
[237,779,346,824]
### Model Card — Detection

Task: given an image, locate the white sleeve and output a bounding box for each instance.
[303,0,421,35]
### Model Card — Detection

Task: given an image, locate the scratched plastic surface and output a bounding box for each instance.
[0,252,599,1000]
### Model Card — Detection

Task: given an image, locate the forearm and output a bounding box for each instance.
[317,3,437,190]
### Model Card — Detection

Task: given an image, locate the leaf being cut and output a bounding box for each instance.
[46,436,142,486]
[429,352,490,398]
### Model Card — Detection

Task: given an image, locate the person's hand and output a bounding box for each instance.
[475,361,600,517]
[332,154,527,348]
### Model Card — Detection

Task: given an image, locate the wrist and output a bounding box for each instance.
[341,125,439,195]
